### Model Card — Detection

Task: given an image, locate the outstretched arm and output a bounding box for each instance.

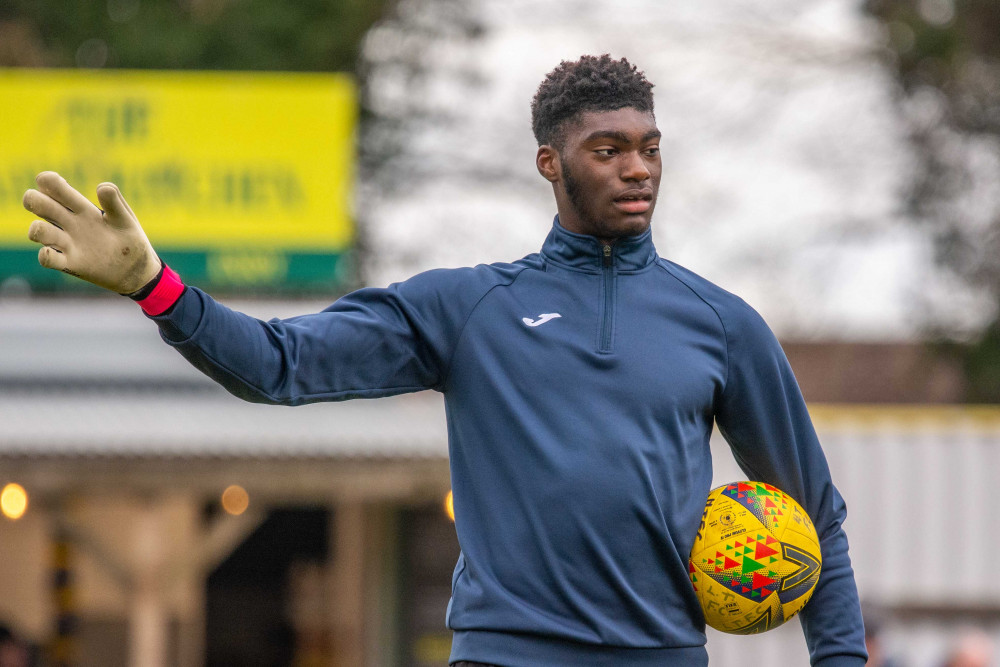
[147,282,452,405]
[22,172,495,404]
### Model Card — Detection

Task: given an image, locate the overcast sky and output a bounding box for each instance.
[360,0,994,341]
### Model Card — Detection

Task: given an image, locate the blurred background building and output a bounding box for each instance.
[2,0,1000,665]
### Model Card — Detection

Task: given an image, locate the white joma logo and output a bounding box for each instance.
[522,313,562,327]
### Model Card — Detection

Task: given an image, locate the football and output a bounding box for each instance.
[688,481,822,634]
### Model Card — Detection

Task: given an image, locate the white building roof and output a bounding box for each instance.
[0,297,448,459]
[0,389,449,459]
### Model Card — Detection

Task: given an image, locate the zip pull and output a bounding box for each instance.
[603,244,613,267]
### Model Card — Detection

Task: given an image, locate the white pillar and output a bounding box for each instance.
[330,502,366,667]
[173,498,207,667]
[130,502,168,667]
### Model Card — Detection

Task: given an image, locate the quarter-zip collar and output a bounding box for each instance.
[541,216,657,272]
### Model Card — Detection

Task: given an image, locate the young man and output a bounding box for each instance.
[24,55,867,665]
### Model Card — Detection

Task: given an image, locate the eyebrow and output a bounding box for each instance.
[583,129,662,144]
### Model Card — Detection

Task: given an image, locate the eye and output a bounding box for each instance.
[594,148,618,156]
[644,146,660,157]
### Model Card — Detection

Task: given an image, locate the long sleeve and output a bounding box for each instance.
[714,300,867,666]
[148,266,513,405]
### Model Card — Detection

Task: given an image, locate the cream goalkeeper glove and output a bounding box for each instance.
[24,171,161,294]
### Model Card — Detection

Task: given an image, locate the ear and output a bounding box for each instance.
[536,145,561,183]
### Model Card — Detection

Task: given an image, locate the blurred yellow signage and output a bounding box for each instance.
[0,69,356,289]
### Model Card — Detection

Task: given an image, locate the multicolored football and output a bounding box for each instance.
[688,481,822,634]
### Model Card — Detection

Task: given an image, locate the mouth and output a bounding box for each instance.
[613,189,654,215]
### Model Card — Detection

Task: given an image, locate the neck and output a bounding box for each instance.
[556,215,642,247]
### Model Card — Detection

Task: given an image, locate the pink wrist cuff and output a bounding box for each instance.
[136,265,185,316]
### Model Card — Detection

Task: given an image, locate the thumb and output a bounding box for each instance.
[96,182,139,228]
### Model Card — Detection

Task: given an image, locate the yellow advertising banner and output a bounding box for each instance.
[0,69,356,284]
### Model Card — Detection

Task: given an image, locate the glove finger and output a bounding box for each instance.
[22,189,75,231]
[27,219,72,252]
[38,245,69,272]
[35,171,98,215]
[96,182,137,229]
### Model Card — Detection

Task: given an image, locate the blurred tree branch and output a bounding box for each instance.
[0,0,390,71]
[865,0,1000,400]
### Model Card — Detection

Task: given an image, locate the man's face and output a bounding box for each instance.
[539,107,661,241]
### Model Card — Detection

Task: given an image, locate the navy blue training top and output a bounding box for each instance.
[151,219,867,666]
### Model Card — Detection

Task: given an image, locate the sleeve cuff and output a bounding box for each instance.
[813,655,868,667]
[129,264,185,316]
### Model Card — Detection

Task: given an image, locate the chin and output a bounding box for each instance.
[604,216,652,238]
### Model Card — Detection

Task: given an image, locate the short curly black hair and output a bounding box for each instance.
[531,54,655,149]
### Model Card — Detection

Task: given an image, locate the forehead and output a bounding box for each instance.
[563,107,659,145]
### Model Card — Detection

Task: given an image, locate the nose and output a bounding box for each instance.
[621,150,651,182]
